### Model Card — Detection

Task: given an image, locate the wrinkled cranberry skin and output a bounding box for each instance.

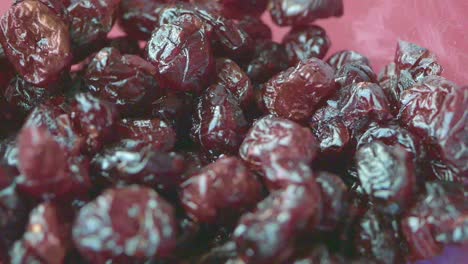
[0,0,72,86]
[401,182,467,261]
[260,154,314,191]
[215,58,254,108]
[91,141,186,193]
[398,76,467,181]
[22,202,71,264]
[70,93,119,154]
[240,115,318,170]
[194,0,268,19]
[327,50,370,70]
[263,58,336,121]
[117,118,176,152]
[356,142,416,215]
[147,14,214,93]
[118,0,167,40]
[269,0,343,26]
[234,184,322,264]
[237,16,272,41]
[245,41,290,84]
[180,156,262,224]
[334,63,377,87]
[84,47,161,116]
[379,62,400,113]
[315,172,348,231]
[191,84,249,156]
[283,25,331,65]
[73,186,177,264]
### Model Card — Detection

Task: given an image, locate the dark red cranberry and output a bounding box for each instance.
[260,154,314,191]
[84,47,161,116]
[91,141,186,193]
[334,63,377,87]
[215,58,254,108]
[107,36,142,55]
[197,240,238,264]
[117,118,176,152]
[147,14,215,93]
[289,245,345,264]
[194,0,268,19]
[70,93,119,154]
[244,41,290,84]
[237,16,272,41]
[356,141,416,215]
[118,0,167,40]
[327,50,371,70]
[283,25,331,64]
[191,84,249,156]
[0,137,19,172]
[398,76,467,181]
[269,0,343,26]
[309,107,350,155]
[315,172,348,231]
[240,115,318,170]
[234,183,322,264]
[263,58,336,121]
[378,62,400,113]
[180,156,263,224]
[0,0,72,86]
[401,182,467,261]
[73,186,177,263]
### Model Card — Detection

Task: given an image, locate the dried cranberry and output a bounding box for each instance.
[334,63,377,88]
[315,172,348,231]
[263,58,336,121]
[0,137,19,172]
[237,16,272,41]
[289,245,345,264]
[180,156,262,224]
[401,182,467,260]
[244,41,290,84]
[84,47,161,116]
[0,0,72,85]
[378,62,400,113]
[194,0,268,19]
[260,154,314,191]
[356,141,416,215]
[107,36,142,55]
[14,0,70,24]
[118,0,167,40]
[191,84,249,156]
[117,118,176,152]
[269,0,343,26]
[73,186,177,263]
[283,25,331,64]
[240,115,318,170]
[91,141,186,194]
[327,50,370,70]
[398,76,467,181]
[70,93,119,154]
[147,14,215,93]
[215,58,254,108]
[197,240,238,264]
[234,184,322,263]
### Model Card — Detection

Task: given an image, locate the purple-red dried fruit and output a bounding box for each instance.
[118,0,167,40]
[327,50,370,70]
[84,47,161,116]
[180,156,262,224]
[283,25,331,65]
[289,245,345,264]
[215,58,254,107]
[269,0,344,26]
[245,41,289,84]
[263,58,336,121]
[73,186,177,263]
[0,0,72,85]
[260,154,314,191]
[315,172,348,231]
[107,36,142,55]
[237,16,272,41]
[334,63,377,87]
[191,84,249,156]
[117,118,176,152]
[147,14,214,93]
[194,0,268,19]
[240,115,318,170]
[378,62,400,113]
[234,183,322,264]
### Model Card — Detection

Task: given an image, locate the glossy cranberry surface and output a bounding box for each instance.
[283,25,331,64]
[180,156,262,224]
[73,186,177,263]
[117,118,176,152]
[334,63,377,87]
[315,171,348,231]
[245,41,290,84]
[327,50,371,70]
[237,16,272,41]
[260,154,314,191]
[263,58,336,121]
[215,58,254,108]
[239,115,318,170]
[269,0,344,26]
[194,0,268,19]
[0,0,72,86]
[118,0,167,40]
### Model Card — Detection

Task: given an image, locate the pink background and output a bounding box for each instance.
[0,1,467,263]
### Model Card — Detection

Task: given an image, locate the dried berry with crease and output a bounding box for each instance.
[73,186,177,264]
[334,63,377,87]
[193,0,268,19]
[0,0,72,85]
[315,172,348,231]
[245,41,289,84]
[269,0,344,26]
[263,57,336,121]
[237,16,272,41]
[117,118,176,152]
[260,154,314,191]
[147,14,215,93]
[283,25,331,64]
[215,58,254,107]
[327,50,370,70]
[180,156,262,225]
[118,0,168,40]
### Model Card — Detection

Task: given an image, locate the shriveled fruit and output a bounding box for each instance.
[315,172,348,231]
[269,0,344,26]
[193,0,268,19]
[334,63,377,88]
[283,25,331,64]
[289,245,345,264]
[260,154,314,191]
[215,58,254,108]
[244,41,289,84]
[237,16,272,41]
[327,50,370,70]
[118,0,168,40]
[117,118,176,152]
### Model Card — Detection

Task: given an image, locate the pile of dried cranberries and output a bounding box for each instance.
[0,0,466,263]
